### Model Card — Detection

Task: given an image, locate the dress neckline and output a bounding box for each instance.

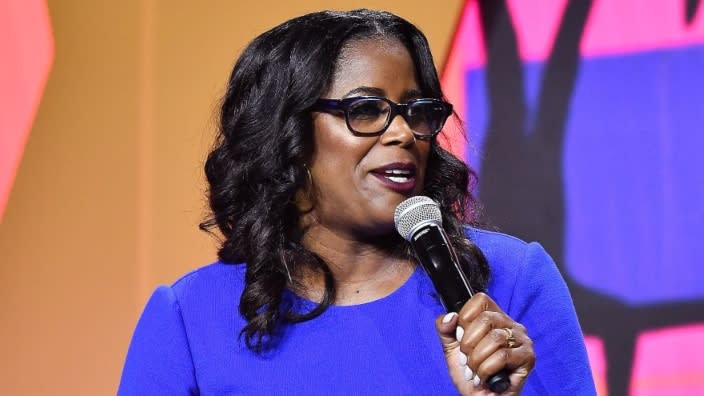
[284,264,424,312]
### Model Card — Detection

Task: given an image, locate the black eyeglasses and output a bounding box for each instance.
[311,96,453,139]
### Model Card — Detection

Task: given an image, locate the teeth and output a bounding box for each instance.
[378,168,413,184]
[387,176,409,183]
[387,176,410,183]
[384,169,412,175]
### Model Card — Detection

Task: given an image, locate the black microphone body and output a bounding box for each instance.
[408,222,473,313]
[395,196,511,393]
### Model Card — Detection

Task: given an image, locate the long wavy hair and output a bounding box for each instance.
[200,9,490,352]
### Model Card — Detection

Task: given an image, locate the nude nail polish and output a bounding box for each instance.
[464,365,474,381]
[458,352,468,366]
[442,312,457,324]
[473,374,481,387]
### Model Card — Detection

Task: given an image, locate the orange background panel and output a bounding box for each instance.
[0,1,463,394]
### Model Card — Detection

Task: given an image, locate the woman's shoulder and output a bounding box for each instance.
[168,261,247,304]
[465,226,531,249]
[464,226,563,300]
[464,226,544,268]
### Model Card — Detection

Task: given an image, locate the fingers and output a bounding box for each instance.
[435,311,485,392]
[457,292,502,324]
[435,311,460,353]
[453,293,535,389]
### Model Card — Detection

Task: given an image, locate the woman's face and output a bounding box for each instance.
[306,38,431,240]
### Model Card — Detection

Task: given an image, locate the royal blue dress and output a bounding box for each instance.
[119,228,596,395]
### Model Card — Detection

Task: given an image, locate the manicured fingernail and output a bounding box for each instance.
[457,352,468,366]
[464,365,474,381]
[455,326,464,342]
[473,374,481,387]
[442,312,457,324]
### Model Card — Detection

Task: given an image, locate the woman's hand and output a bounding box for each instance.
[435,293,535,395]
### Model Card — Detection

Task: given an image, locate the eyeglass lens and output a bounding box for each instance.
[346,98,447,135]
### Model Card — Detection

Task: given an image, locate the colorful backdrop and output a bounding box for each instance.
[441,1,704,395]
[3,1,703,395]
[0,1,467,394]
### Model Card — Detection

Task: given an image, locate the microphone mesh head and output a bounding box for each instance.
[394,196,442,240]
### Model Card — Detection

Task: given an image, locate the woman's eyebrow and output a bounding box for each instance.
[342,86,385,98]
[403,88,423,100]
[340,86,424,100]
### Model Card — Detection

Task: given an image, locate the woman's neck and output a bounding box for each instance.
[297,225,415,305]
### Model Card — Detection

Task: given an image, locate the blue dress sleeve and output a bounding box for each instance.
[512,242,596,395]
[118,286,199,395]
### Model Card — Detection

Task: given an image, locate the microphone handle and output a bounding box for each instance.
[410,223,511,393]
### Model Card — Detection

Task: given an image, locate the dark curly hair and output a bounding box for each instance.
[200,9,490,352]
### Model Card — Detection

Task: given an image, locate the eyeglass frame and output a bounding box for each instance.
[310,96,453,140]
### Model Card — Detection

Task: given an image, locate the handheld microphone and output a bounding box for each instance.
[394,196,510,393]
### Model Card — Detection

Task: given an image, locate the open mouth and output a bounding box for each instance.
[382,169,413,183]
[371,163,418,194]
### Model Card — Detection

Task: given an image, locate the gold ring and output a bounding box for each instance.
[503,327,517,348]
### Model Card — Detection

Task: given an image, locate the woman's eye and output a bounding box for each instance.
[350,103,386,119]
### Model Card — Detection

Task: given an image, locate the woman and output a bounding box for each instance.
[119,9,595,395]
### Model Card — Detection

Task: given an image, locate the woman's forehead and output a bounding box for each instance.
[326,38,418,98]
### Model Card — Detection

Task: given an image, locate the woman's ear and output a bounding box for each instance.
[294,163,316,214]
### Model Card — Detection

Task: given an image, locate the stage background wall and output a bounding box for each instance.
[0,1,463,395]
[6,1,702,395]
[441,1,704,395]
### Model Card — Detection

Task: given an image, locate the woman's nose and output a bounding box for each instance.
[379,114,416,147]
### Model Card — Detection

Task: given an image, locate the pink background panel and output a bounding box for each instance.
[444,0,704,70]
[630,323,704,395]
[441,0,704,194]
[0,0,54,221]
[584,336,608,396]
